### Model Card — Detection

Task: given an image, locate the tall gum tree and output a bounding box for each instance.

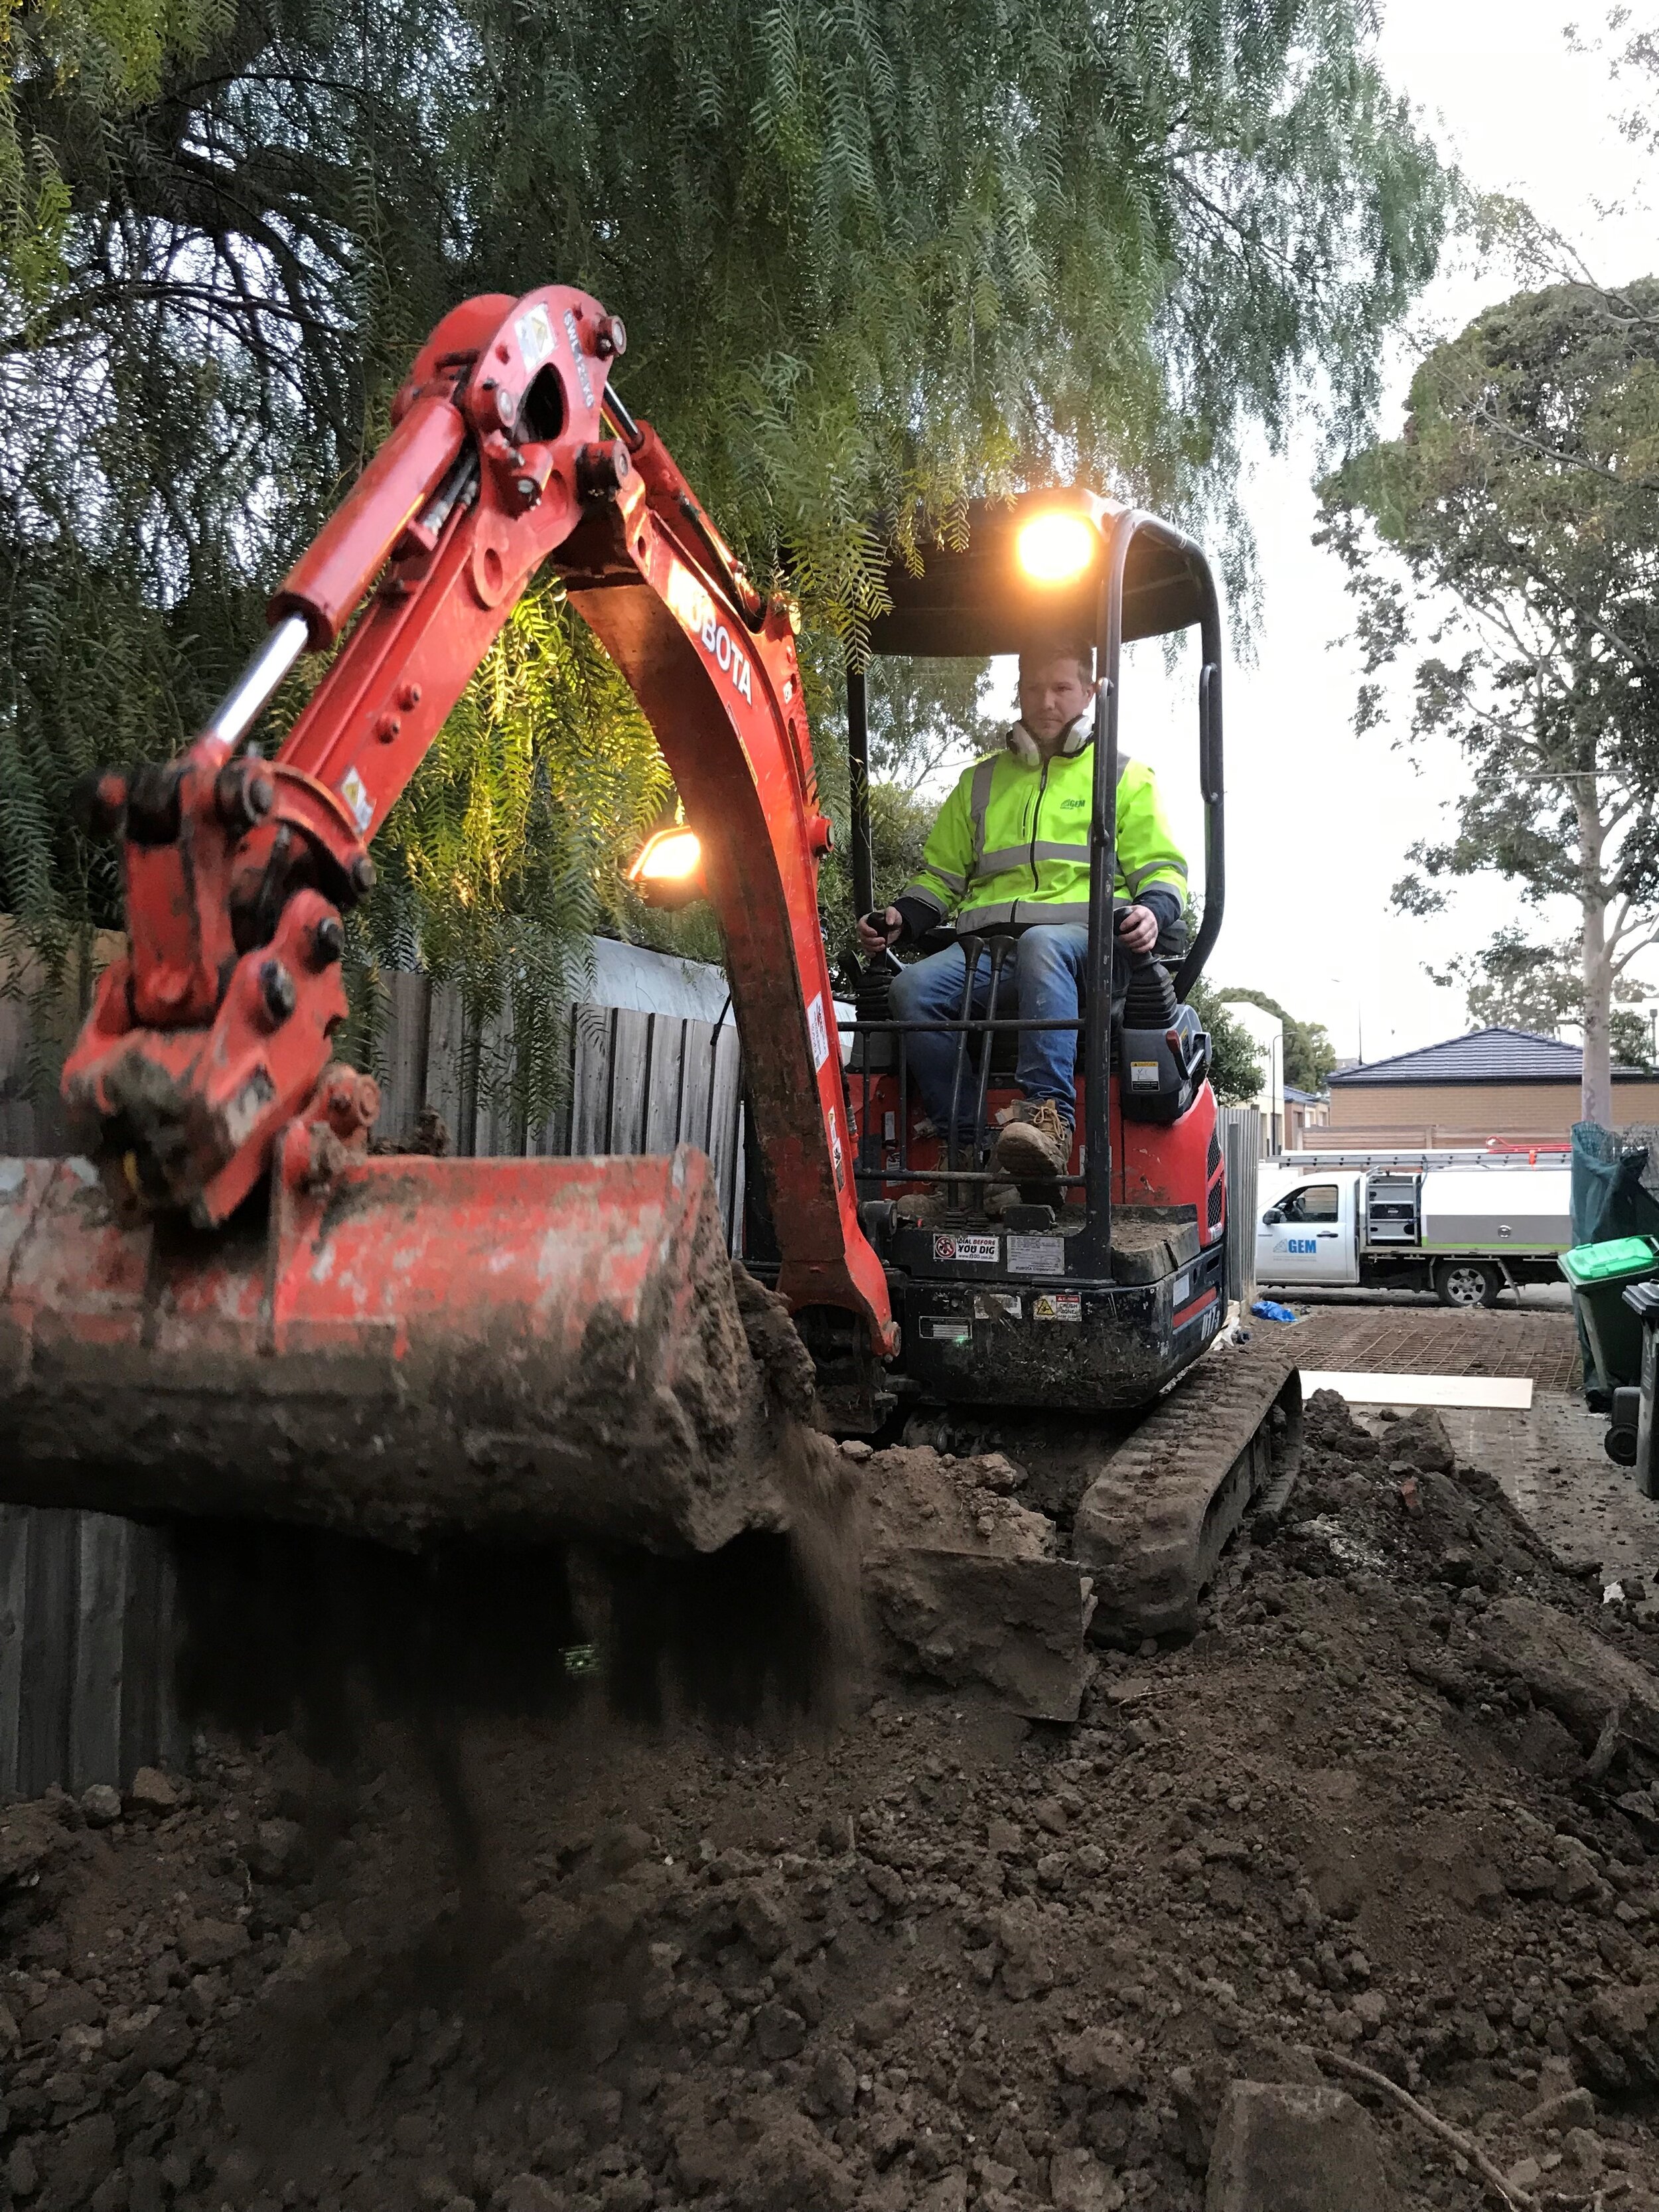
[1319,279,1659,1126]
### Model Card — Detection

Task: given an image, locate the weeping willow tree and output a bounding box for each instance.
[0,0,1455,1122]
[360,594,670,1133]
[461,0,1454,621]
[0,0,457,1007]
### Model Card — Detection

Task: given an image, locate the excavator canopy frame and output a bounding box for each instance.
[841,489,1226,1278]
[864,495,1210,658]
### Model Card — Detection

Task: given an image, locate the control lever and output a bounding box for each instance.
[1112,898,1161,989]
[861,910,902,976]
[1114,899,1208,1124]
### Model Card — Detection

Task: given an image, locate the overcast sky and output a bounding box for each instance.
[1119,0,1659,1065]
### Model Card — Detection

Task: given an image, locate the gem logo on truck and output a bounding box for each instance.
[665,560,754,703]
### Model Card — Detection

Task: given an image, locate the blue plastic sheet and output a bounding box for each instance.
[1250,1299,1298,1324]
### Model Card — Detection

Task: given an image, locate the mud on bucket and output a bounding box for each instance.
[0,1143,789,1552]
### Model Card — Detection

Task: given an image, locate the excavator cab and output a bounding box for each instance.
[756,492,1230,1420]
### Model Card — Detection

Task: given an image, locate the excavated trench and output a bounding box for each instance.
[12,1392,1659,2211]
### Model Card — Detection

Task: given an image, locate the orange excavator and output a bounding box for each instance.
[0,283,1298,1637]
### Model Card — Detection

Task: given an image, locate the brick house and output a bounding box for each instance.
[1325,1026,1659,1148]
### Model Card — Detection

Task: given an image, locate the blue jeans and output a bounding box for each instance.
[887,924,1086,1142]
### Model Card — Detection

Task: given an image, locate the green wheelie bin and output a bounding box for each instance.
[1559,1234,1659,1466]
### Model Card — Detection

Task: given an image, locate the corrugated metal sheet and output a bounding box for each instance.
[1218,1106,1260,1310]
[588,936,731,1022]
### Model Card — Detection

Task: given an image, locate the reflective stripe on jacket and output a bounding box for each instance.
[899,724,1187,933]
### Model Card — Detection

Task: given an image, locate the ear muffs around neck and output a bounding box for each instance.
[1006,712,1094,765]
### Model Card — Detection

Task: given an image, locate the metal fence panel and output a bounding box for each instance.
[1219,1106,1261,1311]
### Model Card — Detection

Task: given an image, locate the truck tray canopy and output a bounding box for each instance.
[1421,1167,1569,1252]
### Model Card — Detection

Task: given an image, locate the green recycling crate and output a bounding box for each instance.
[1559,1234,1659,1394]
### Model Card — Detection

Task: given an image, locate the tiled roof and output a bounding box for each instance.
[1328,1025,1648,1087]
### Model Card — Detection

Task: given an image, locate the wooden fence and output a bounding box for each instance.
[0,925,123,1158]
[0,936,743,1793]
[0,1513,184,1799]
[368,963,745,1238]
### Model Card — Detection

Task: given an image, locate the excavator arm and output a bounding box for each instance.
[62,283,891,1350]
[0,286,890,1552]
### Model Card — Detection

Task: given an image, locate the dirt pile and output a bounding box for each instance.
[10,1392,1659,2209]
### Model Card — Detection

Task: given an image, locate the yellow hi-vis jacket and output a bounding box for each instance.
[899,719,1187,933]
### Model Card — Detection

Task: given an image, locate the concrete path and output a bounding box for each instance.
[1450,1393,1659,1591]
[1288,1297,1659,1589]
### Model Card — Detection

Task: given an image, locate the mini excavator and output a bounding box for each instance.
[0,282,1299,1637]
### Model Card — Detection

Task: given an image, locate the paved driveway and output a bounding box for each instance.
[1275,1299,1581,1392]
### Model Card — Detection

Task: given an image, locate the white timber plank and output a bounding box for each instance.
[1300,1369,1534,1411]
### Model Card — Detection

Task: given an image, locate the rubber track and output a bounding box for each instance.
[1071,1341,1303,1639]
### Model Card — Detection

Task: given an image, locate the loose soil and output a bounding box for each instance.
[11,1392,1659,2211]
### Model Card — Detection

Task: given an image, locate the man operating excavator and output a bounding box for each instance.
[855,637,1188,1182]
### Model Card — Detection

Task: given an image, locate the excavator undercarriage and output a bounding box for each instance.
[0,280,1301,1679]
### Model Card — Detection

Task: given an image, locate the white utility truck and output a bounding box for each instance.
[1255,1149,1571,1308]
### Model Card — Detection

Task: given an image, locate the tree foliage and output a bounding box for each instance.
[0,0,232,303]
[1613,1008,1656,1072]
[804,780,936,974]
[1425,920,1655,1044]
[1425,925,1585,1038]
[1216,985,1336,1094]
[1187,978,1263,1107]
[861,659,1001,796]
[0,0,1452,1108]
[1320,279,1659,1126]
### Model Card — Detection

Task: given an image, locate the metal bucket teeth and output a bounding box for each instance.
[1071,1343,1303,1639]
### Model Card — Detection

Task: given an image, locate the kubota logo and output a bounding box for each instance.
[665,561,754,703]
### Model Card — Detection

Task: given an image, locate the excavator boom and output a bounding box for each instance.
[0,285,889,1548]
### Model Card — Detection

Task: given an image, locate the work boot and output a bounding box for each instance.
[993,1098,1072,1181]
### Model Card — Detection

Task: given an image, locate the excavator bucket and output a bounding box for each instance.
[0,1136,792,1554]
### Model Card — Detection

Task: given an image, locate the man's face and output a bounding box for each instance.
[1017,652,1092,743]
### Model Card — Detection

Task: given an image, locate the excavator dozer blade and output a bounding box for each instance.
[0,1142,789,1553]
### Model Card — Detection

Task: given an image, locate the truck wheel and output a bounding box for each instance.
[1435,1260,1500,1310]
